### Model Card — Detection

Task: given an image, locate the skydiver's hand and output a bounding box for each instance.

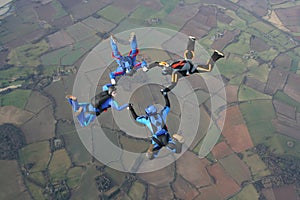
[160,88,170,96]
[127,103,133,110]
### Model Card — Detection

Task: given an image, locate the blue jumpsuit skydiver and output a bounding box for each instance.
[66,84,128,127]
[128,90,180,159]
[109,33,148,85]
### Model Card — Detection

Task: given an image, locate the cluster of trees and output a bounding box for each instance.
[254,144,300,190]
[95,175,111,193]
[0,123,25,160]
[44,182,70,200]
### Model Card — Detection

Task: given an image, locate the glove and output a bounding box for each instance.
[160,88,170,96]
[127,103,133,110]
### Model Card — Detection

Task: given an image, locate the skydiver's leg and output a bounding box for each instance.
[161,71,179,92]
[109,66,125,85]
[196,50,225,72]
[152,144,162,158]
[66,95,82,113]
[184,36,196,60]
[129,32,137,56]
[129,33,149,72]
[110,35,122,66]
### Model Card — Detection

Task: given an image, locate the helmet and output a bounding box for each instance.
[121,56,133,70]
[145,105,157,115]
[108,85,116,95]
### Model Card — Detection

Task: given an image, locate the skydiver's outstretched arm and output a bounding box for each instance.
[128,103,139,120]
[161,89,170,108]
[110,100,128,111]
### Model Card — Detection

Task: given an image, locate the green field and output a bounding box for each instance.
[240,100,276,145]
[268,134,300,158]
[225,32,251,55]
[104,166,127,186]
[41,46,69,66]
[250,21,274,34]
[246,63,270,83]
[226,10,247,30]
[257,47,278,62]
[41,65,59,76]
[28,171,46,185]
[274,90,300,112]
[219,154,251,185]
[51,0,68,19]
[160,0,179,14]
[112,19,142,34]
[0,16,38,44]
[25,180,44,200]
[48,149,72,181]
[66,23,96,42]
[230,184,259,200]
[236,7,257,24]
[217,55,247,79]
[8,40,49,67]
[0,66,34,87]
[70,166,100,200]
[130,5,157,22]
[73,36,101,52]
[63,132,91,164]
[0,160,28,200]
[19,141,50,172]
[61,48,85,66]
[238,85,271,102]
[128,181,146,200]
[98,5,127,24]
[241,150,271,180]
[0,89,31,109]
[66,166,85,189]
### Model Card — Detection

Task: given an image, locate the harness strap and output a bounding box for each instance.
[171,60,186,69]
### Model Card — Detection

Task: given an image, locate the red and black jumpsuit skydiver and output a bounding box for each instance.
[158,36,225,92]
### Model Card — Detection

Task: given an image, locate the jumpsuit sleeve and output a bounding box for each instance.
[110,100,128,111]
[161,93,170,121]
[102,83,113,91]
[129,105,139,120]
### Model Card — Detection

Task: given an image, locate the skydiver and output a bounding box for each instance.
[157,36,225,92]
[109,32,148,85]
[66,84,128,127]
[128,89,184,159]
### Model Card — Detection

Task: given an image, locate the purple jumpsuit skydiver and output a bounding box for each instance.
[109,33,148,85]
[66,84,128,127]
[128,89,181,159]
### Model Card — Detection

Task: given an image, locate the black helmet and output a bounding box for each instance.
[108,85,117,95]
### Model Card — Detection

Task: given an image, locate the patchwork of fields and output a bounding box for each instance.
[0,0,300,199]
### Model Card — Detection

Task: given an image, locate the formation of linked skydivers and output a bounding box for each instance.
[66,33,224,159]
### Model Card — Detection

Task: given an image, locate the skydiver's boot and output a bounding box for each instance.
[172,134,185,153]
[200,50,225,71]
[211,50,225,62]
[184,36,196,60]
[146,144,154,160]
[111,35,118,44]
[129,32,136,43]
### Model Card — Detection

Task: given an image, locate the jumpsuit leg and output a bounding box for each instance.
[110,35,122,66]
[184,36,196,60]
[196,50,225,72]
[129,32,137,57]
